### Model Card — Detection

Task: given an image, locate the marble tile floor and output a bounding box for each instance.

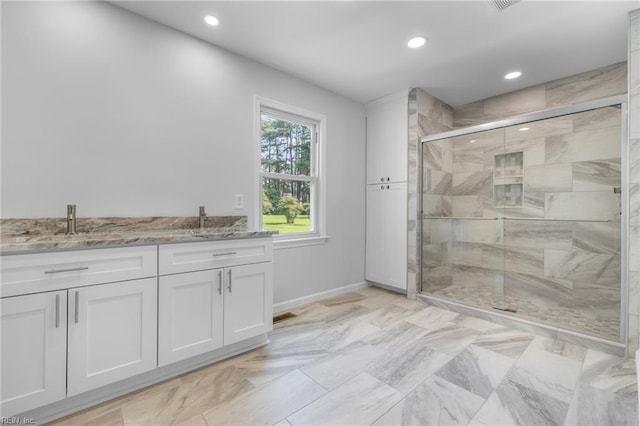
[51,286,637,426]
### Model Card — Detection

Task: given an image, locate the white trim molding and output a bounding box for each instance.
[273,281,369,314]
[253,95,328,242]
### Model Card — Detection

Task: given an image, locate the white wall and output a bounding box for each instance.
[1,1,366,304]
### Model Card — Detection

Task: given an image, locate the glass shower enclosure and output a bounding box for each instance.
[420,97,627,343]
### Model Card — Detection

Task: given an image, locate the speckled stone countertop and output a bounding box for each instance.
[0,216,276,254]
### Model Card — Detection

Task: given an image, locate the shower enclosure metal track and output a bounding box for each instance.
[422,215,612,222]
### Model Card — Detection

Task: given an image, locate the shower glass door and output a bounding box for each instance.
[421,103,623,342]
[422,128,507,310]
[501,106,622,340]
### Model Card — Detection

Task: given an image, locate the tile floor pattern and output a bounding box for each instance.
[51,287,638,426]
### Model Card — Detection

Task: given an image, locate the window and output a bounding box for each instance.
[256,98,325,243]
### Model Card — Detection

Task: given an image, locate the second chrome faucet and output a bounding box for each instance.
[199,206,207,228]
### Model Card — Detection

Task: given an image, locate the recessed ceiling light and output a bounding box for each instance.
[504,71,522,80]
[204,15,219,26]
[407,36,428,49]
[519,127,530,131]
[469,139,476,143]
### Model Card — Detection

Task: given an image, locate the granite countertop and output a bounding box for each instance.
[1,216,277,254]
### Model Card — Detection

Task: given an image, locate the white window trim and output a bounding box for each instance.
[253,96,328,247]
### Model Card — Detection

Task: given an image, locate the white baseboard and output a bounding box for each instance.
[274,281,370,314]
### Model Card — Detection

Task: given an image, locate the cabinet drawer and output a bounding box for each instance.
[1,246,158,298]
[159,238,273,275]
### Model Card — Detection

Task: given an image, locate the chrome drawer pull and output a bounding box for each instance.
[55,294,60,328]
[213,252,237,257]
[44,266,89,274]
[74,291,80,324]
[218,270,223,295]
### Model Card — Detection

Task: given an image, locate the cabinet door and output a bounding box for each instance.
[384,97,408,183]
[67,278,157,396]
[223,263,273,346]
[158,270,224,367]
[366,106,387,185]
[1,291,67,416]
[385,182,408,290]
[365,184,386,284]
[366,93,408,184]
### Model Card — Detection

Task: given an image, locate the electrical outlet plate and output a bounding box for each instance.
[234,194,244,209]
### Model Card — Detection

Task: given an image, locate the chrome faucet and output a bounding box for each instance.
[199,206,207,228]
[66,204,77,235]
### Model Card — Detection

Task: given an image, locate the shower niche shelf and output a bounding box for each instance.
[494,151,523,208]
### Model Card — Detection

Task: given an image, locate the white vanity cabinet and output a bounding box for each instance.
[0,246,158,416]
[0,236,273,420]
[1,291,67,416]
[157,240,273,366]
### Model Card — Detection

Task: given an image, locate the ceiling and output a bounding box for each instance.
[111,0,638,107]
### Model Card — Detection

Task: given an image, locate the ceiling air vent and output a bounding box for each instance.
[492,0,520,11]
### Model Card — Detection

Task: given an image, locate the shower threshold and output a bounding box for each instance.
[418,292,626,357]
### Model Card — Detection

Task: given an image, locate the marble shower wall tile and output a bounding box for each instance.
[573,159,621,192]
[418,90,454,129]
[545,126,621,164]
[422,242,450,268]
[452,146,485,173]
[569,282,621,317]
[452,85,546,128]
[452,170,493,196]
[545,62,627,108]
[523,163,573,192]
[423,169,452,195]
[505,115,573,143]
[545,191,620,221]
[572,222,621,254]
[422,218,453,244]
[453,219,503,244]
[452,264,503,291]
[483,85,547,121]
[422,266,453,292]
[483,137,545,168]
[572,106,621,132]
[505,272,573,305]
[422,194,452,217]
[452,195,483,217]
[503,220,573,250]
[503,245,544,277]
[450,241,484,268]
[422,139,450,172]
[544,249,620,286]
